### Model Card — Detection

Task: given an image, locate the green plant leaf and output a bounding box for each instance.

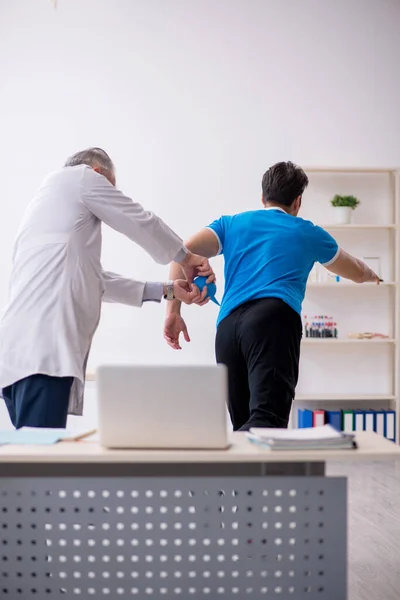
[330,194,360,209]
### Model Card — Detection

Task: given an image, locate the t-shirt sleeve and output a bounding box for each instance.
[310,225,340,266]
[206,216,228,255]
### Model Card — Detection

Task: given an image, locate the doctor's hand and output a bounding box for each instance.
[178,252,215,285]
[170,279,208,305]
[164,313,190,350]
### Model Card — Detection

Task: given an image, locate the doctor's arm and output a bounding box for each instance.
[82,168,213,283]
[102,271,209,307]
[102,271,154,307]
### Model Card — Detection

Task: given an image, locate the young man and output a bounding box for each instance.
[164,161,380,431]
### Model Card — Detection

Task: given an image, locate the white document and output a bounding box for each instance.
[365,413,374,432]
[250,424,344,442]
[343,413,354,434]
[314,412,325,427]
[248,424,355,451]
[376,412,385,437]
[355,413,364,432]
[20,427,97,441]
[386,412,395,441]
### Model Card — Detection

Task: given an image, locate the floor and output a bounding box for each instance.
[328,460,400,600]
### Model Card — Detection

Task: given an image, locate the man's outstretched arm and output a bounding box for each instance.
[325,249,380,283]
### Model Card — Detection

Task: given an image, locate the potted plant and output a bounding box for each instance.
[330,194,360,225]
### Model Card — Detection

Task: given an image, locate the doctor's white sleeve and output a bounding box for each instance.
[82,168,185,265]
[102,271,164,307]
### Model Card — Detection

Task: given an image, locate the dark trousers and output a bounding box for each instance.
[3,374,73,429]
[216,298,302,431]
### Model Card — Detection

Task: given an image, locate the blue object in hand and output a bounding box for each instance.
[193,276,220,306]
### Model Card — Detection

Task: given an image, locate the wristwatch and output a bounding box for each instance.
[164,281,175,301]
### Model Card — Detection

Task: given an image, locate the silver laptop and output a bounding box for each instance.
[97,364,229,449]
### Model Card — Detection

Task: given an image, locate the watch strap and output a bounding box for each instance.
[164,281,175,301]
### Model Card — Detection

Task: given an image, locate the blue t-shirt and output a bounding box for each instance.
[207,208,339,326]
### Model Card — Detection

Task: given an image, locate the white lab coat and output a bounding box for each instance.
[0,165,183,414]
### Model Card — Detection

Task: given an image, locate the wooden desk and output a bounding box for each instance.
[0,432,398,600]
[0,431,398,464]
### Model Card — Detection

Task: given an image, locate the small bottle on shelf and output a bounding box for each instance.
[322,316,327,338]
[326,317,331,338]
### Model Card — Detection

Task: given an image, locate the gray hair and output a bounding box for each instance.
[64,147,114,175]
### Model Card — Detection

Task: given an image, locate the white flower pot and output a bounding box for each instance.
[333,206,352,225]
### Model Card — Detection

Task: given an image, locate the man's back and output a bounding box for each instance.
[208,207,338,324]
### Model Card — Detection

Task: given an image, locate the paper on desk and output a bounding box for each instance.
[247,425,356,451]
[250,424,353,441]
[0,430,63,445]
[0,427,97,445]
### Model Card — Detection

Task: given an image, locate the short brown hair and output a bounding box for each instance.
[262,161,308,207]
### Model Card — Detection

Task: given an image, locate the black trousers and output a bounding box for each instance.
[216,298,302,431]
[3,374,73,429]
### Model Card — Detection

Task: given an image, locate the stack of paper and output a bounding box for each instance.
[247,424,356,451]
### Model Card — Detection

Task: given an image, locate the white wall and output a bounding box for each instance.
[0,0,400,428]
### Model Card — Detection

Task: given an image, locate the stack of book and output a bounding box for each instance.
[297,408,395,441]
[247,425,356,451]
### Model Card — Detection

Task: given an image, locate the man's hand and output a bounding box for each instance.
[364,266,380,284]
[169,279,208,305]
[178,252,215,285]
[164,313,190,350]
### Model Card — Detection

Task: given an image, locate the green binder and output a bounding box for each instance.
[342,410,354,433]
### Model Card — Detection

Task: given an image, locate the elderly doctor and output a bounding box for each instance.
[0,147,213,429]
